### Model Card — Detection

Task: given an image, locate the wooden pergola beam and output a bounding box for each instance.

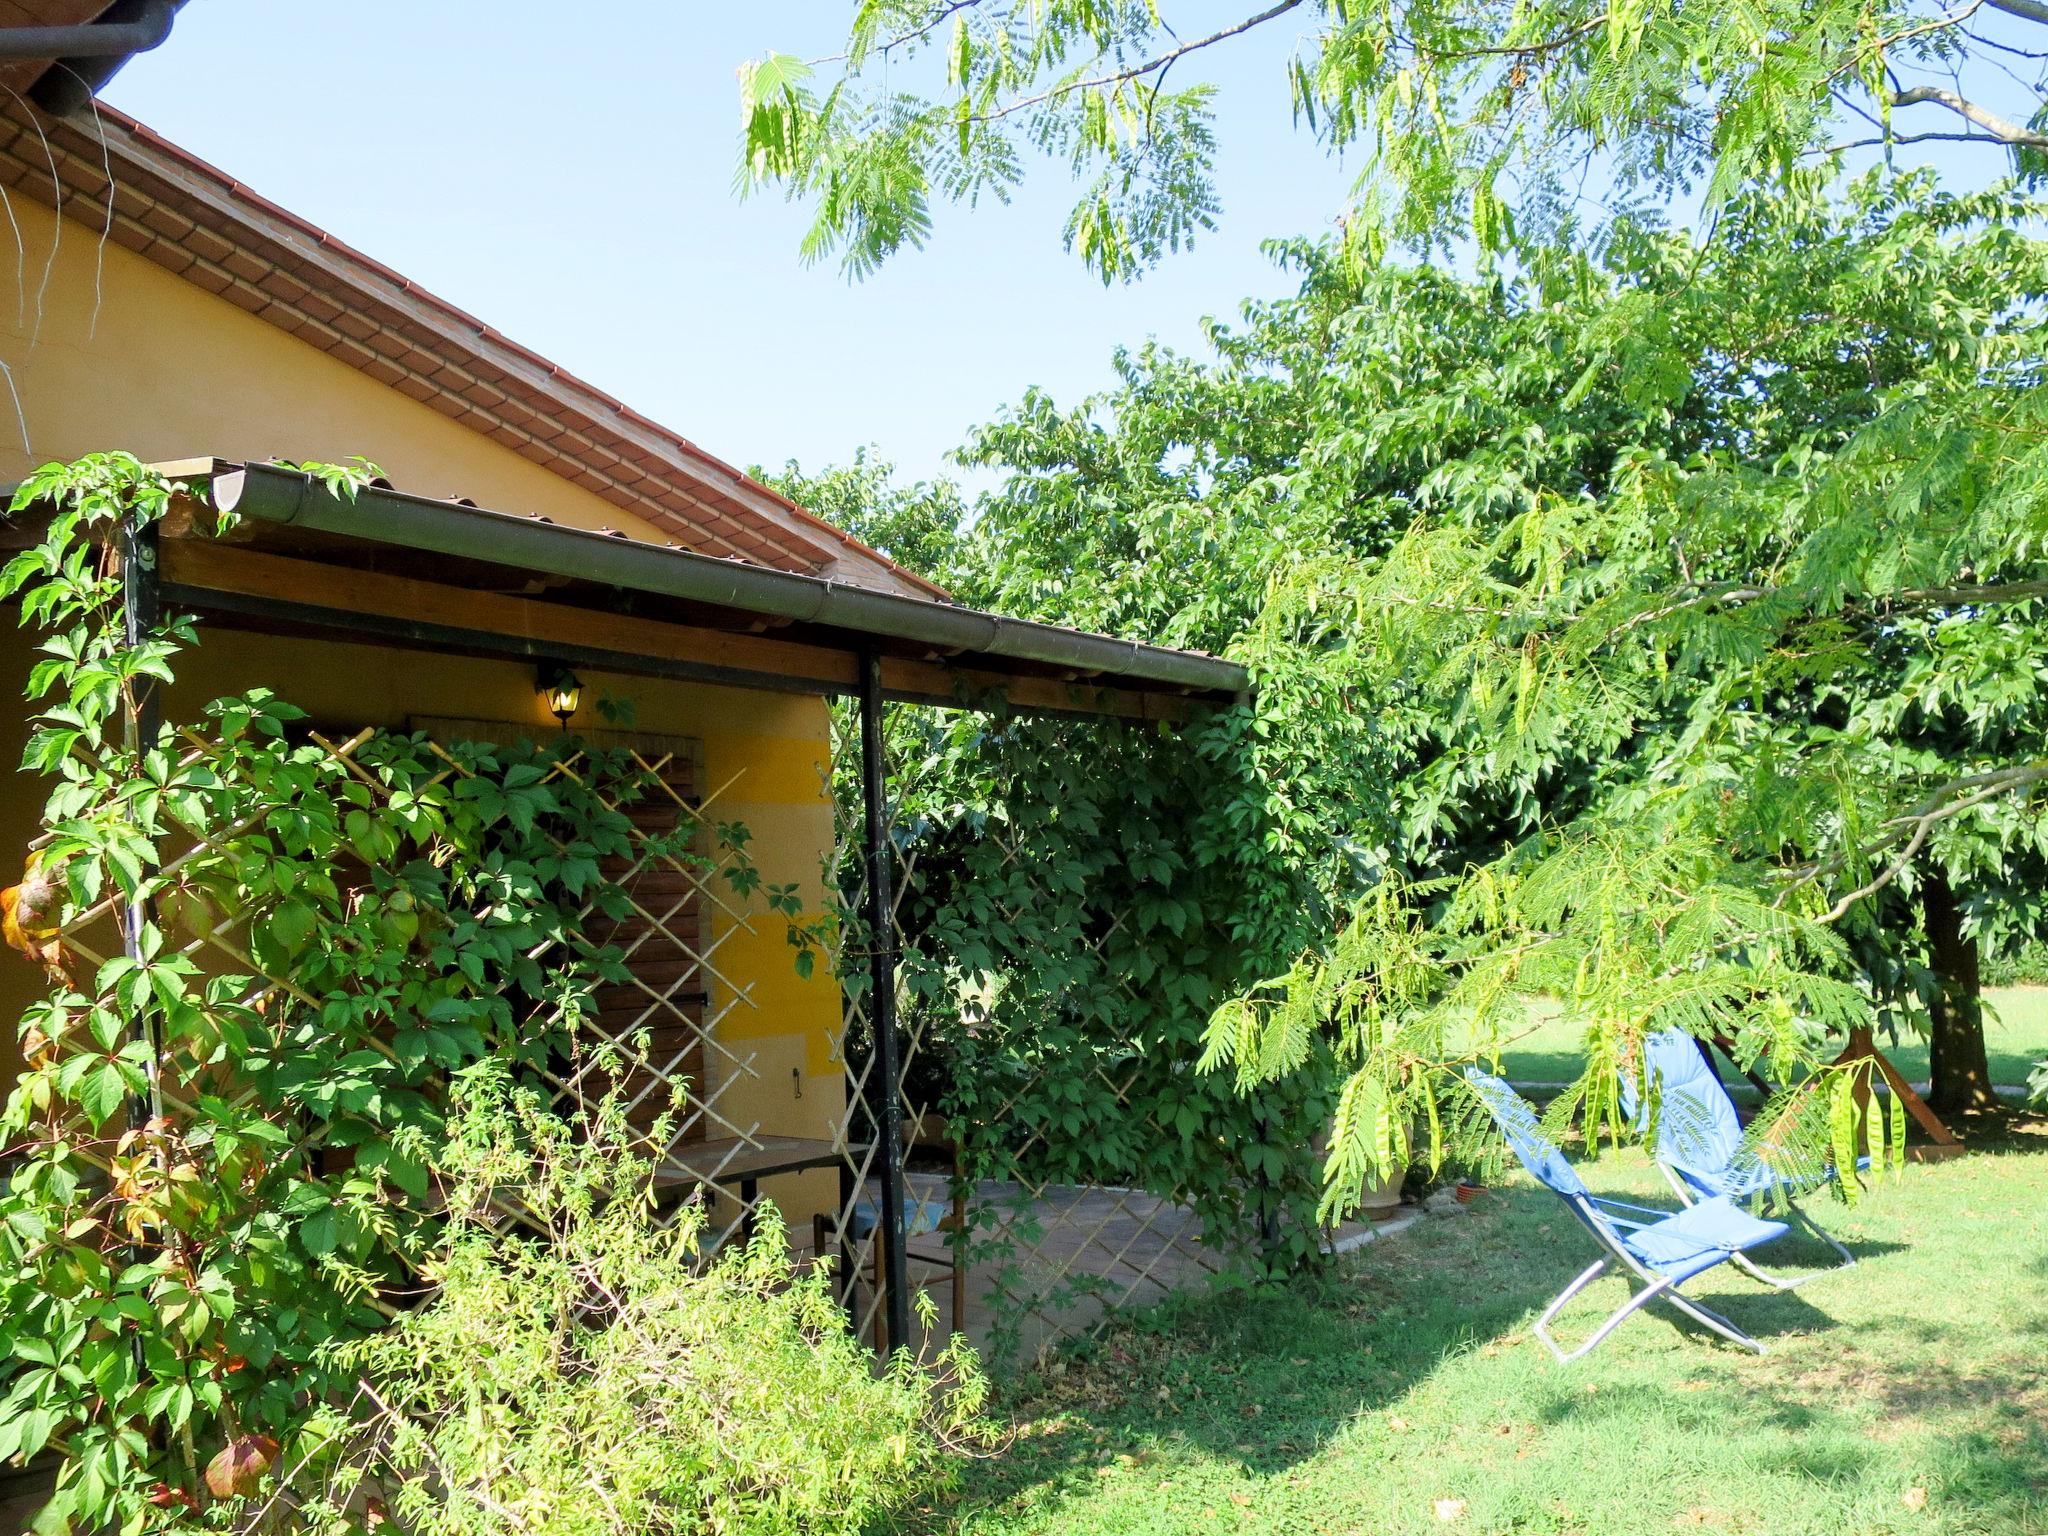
[157,540,1204,724]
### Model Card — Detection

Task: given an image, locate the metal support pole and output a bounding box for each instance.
[117,515,171,1435]
[119,516,167,1138]
[858,650,912,1356]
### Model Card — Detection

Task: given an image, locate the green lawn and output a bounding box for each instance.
[917,1115,2048,1536]
[1495,987,2048,1091]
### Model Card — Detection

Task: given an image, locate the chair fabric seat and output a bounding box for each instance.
[1622,1196,1789,1282]
[1464,1065,1802,1361]
[845,1196,952,1240]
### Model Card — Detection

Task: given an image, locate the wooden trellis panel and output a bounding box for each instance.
[410,720,741,1161]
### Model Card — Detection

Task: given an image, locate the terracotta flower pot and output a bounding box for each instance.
[1453,1181,1484,1205]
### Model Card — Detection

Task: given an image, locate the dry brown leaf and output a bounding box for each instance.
[204,1434,278,1499]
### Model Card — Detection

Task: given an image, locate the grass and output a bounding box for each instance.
[1496,986,2048,1091]
[914,1112,2048,1536]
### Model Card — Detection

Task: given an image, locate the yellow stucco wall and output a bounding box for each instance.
[0,197,669,536]
[0,193,851,1227]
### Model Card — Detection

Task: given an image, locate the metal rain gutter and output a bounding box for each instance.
[206,461,1250,699]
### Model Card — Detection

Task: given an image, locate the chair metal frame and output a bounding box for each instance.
[1625,1031,1857,1289]
[1465,1068,1792,1363]
[1534,1194,1778,1362]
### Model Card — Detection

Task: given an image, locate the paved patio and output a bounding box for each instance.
[808,1174,1392,1363]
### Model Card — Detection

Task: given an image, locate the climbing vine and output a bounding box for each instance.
[0,455,751,1531]
[834,691,1351,1366]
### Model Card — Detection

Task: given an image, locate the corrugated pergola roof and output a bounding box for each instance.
[141,459,1250,722]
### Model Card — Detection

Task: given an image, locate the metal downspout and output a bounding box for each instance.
[17,0,177,114]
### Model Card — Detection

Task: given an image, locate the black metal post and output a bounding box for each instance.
[857,650,912,1356]
[117,515,170,1433]
[119,516,167,1137]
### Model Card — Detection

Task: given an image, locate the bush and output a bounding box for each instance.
[258,1068,991,1536]
[1984,938,2048,988]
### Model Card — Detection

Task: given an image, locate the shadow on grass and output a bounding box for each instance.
[1531,1318,2048,1532]
[905,1217,1530,1529]
[914,1180,1882,1529]
[911,1120,2048,1534]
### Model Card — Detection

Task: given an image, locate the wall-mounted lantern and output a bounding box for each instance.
[536,661,582,730]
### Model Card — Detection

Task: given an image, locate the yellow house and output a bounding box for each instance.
[0,9,1246,1377]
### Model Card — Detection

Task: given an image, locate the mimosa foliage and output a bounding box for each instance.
[738,0,2048,281]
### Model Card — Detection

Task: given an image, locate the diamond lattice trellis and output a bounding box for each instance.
[35,716,822,1264]
[31,696,1278,1370]
[411,719,822,1258]
[823,698,1251,1367]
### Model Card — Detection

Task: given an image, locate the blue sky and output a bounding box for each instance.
[104,2,1359,487]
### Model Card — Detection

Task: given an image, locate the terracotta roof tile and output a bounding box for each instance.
[181,224,233,265]
[294,290,344,325]
[182,263,230,295]
[146,238,192,275]
[323,335,377,373]
[252,299,307,336]
[108,180,151,220]
[220,247,269,284]
[220,278,269,314]
[329,309,379,342]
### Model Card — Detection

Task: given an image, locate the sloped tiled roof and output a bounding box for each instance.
[0,95,944,596]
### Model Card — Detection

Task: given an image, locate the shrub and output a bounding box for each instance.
[1984,938,2048,988]
[254,1068,992,1536]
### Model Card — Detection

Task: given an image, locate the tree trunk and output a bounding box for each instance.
[1922,869,1997,1114]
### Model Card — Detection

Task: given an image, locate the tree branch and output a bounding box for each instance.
[1890,83,2048,147]
[1413,15,1609,62]
[1825,129,2013,151]
[970,0,1309,124]
[1834,0,1989,83]
[1610,575,2048,641]
[1780,763,2048,922]
[809,0,985,66]
[1987,0,2048,25]
[1893,577,2048,606]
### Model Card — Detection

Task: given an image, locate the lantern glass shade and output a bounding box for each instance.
[537,664,582,726]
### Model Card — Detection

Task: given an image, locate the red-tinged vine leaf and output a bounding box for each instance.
[145,1483,199,1511]
[204,1434,279,1498]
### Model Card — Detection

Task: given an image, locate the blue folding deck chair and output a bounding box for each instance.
[1463,1067,1793,1362]
[1620,1029,1857,1287]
